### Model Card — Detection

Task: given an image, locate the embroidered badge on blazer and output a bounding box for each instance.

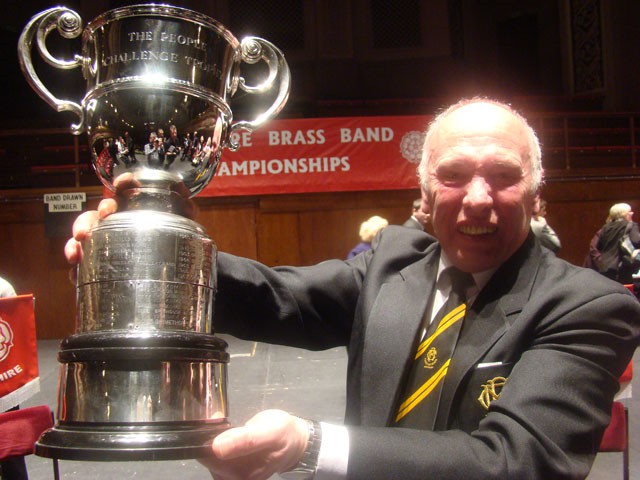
[477,376,507,410]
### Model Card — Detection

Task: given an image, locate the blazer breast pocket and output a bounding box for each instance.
[454,362,514,433]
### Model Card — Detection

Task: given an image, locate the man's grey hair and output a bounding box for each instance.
[417,97,543,195]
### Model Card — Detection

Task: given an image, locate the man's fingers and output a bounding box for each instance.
[64,238,82,265]
[97,198,118,219]
[211,411,308,461]
[212,415,291,459]
[72,210,100,240]
[212,426,264,459]
[113,172,140,192]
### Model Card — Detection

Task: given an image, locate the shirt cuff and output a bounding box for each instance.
[315,422,349,480]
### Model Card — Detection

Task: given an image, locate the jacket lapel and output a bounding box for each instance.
[359,234,543,428]
[435,236,542,429]
[359,252,439,426]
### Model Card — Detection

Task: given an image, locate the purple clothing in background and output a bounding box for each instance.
[346,242,372,259]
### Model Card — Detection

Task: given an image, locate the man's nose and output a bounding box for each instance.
[464,177,493,209]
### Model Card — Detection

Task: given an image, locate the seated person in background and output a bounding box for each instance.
[530,196,561,253]
[346,215,388,259]
[66,98,640,480]
[163,124,182,170]
[402,198,430,231]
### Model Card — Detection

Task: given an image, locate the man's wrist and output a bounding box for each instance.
[280,419,322,480]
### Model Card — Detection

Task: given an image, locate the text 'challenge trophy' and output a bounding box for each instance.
[18,4,290,460]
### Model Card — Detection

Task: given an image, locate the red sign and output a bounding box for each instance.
[200,115,432,197]
[0,294,39,411]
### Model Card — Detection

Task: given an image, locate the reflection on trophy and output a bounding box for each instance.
[18,4,290,460]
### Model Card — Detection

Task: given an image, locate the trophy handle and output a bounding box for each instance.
[17,7,85,134]
[228,37,291,150]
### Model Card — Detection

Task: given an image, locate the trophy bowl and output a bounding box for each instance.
[18,3,290,461]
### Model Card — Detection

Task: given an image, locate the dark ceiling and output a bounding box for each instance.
[0,0,566,130]
[3,0,640,132]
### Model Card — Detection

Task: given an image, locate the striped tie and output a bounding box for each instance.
[395,267,473,429]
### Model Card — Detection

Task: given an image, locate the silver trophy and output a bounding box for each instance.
[18,4,290,460]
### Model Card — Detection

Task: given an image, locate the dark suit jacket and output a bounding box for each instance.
[402,216,424,230]
[215,226,640,479]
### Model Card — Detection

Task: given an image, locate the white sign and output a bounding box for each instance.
[43,192,86,213]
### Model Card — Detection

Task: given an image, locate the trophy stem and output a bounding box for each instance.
[124,187,185,213]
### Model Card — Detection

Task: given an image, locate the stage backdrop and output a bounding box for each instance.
[200,115,432,196]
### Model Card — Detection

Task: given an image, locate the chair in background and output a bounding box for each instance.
[598,401,629,480]
[0,405,59,479]
[598,335,633,480]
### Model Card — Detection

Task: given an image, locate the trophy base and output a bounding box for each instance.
[36,331,230,461]
[35,421,230,461]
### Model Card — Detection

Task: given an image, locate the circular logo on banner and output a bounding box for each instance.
[0,317,14,362]
[400,131,426,164]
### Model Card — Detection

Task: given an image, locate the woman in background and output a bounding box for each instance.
[346,215,389,259]
[593,203,640,284]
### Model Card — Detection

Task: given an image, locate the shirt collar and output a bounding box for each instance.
[437,251,497,297]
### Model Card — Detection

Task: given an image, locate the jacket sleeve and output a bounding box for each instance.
[213,251,367,350]
[212,227,433,349]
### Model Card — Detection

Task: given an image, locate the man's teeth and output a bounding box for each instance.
[459,225,496,235]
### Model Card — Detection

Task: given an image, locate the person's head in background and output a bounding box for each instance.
[607,203,633,223]
[537,198,548,217]
[359,215,389,243]
[412,198,430,228]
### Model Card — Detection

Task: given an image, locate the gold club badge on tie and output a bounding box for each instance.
[478,376,507,410]
[423,346,438,369]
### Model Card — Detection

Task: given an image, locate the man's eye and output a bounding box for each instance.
[492,171,522,184]
[439,170,465,183]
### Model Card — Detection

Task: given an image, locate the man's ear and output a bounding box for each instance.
[532,192,541,214]
[420,186,431,213]
[530,190,541,214]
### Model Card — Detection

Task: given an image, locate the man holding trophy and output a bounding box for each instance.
[67,99,640,479]
[19,4,640,480]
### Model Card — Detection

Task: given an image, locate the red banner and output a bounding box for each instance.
[200,115,432,197]
[0,294,39,411]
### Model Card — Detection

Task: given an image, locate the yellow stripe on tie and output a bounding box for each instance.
[415,304,466,359]
[395,359,451,422]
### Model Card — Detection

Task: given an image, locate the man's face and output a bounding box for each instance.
[423,103,537,273]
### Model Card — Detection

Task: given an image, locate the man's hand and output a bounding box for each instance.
[64,173,197,267]
[202,410,310,480]
[64,198,118,266]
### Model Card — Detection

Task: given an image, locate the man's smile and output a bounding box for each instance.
[458,225,497,235]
